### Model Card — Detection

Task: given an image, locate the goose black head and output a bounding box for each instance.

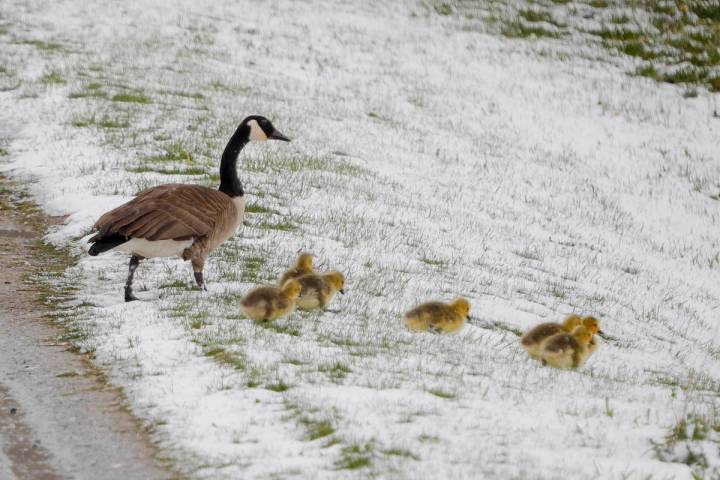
[242,115,290,142]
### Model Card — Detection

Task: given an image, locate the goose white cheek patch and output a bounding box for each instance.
[247,119,268,141]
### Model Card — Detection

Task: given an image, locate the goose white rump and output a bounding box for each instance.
[114,238,194,258]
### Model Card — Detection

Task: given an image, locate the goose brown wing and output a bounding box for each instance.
[92,184,235,241]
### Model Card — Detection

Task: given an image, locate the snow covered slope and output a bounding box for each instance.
[1,0,718,478]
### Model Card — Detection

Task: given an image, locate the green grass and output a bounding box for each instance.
[665,415,717,443]
[474,0,720,92]
[245,203,279,215]
[245,152,366,177]
[68,87,107,99]
[258,321,301,337]
[428,388,456,399]
[434,3,453,16]
[382,448,420,461]
[654,413,719,477]
[257,220,297,232]
[18,39,63,52]
[240,255,267,283]
[266,382,290,392]
[501,21,560,39]
[319,362,351,380]
[205,347,247,371]
[618,41,657,60]
[518,9,556,24]
[302,419,335,440]
[664,67,708,84]
[591,26,643,42]
[40,71,65,84]
[609,14,630,24]
[146,142,193,163]
[635,64,662,81]
[418,434,440,443]
[128,165,207,175]
[72,115,129,129]
[159,89,204,100]
[604,398,614,417]
[111,92,151,104]
[336,443,373,470]
[420,256,446,267]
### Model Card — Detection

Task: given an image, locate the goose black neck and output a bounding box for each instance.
[218,126,249,197]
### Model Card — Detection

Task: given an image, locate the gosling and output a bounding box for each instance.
[240,279,301,321]
[521,315,583,360]
[582,315,602,357]
[293,271,345,311]
[278,252,313,287]
[538,325,593,369]
[404,298,470,334]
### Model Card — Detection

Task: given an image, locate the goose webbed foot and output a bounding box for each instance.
[124,287,139,302]
[194,271,207,291]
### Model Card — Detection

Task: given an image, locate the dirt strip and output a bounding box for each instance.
[0,185,173,480]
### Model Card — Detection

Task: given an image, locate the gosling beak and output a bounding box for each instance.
[340,289,345,295]
[269,130,291,142]
[598,331,608,340]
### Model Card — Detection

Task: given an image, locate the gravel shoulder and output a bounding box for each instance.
[0,186,173,480]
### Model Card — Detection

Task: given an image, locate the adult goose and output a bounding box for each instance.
[88,115,290,302]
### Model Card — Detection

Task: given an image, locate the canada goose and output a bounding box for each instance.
[278,252,313,287]
[538,325,593,369]
[239,279,302,321]
[521,315,583,360]
[404,298,470,334]
[87,116,290,301]
[293,271,345,310]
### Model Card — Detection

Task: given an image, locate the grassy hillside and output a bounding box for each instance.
[1,0,719,478]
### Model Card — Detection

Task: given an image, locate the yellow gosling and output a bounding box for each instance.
[278,252,313,287]
[404,298,470,334]
[538,325,593,369]
[240,279,301,321]
[582,316,602,356]
[521,315,583,360]
[295,271,345,310]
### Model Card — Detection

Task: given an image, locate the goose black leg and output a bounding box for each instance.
[191,257,207,291]
[124,254,142,302]
[194,271,207,291]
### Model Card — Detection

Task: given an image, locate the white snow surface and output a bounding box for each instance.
[1,0,719,478]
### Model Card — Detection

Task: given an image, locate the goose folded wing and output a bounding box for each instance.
[92,185,232,242]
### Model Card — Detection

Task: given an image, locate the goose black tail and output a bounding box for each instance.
[88,233,129,256]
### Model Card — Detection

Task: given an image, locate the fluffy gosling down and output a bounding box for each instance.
[278,252,313,287]
[404,298,470,334]
[521,314,602,360]
[293,271,345,311]
[538,325,593,369]
[240,279,301,321]
[562,314,603,357]
[582,315,602,356]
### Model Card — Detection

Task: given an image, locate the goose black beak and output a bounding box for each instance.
[270,130,291,142]
[598,331,609,339]
[340,289,345,295]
